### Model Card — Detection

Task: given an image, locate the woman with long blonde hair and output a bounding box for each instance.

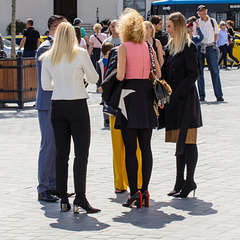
[116,8,161,208]
[162,12,202,198]
[41,22,100,213]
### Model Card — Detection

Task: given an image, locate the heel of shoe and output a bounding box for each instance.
[193,189,196,197]
[61,203,71,212]
[73,204,79,214]
[136,191,142,208]
[142,191,149,207]
[122,190,142,208]
[174,182,197,198]
[73,198,101,214]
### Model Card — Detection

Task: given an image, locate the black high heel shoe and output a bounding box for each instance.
[122,190,142,208]
[167,179,185,196]
[73,197,101,214]
[174,181,197,198]
[61,202,71,212]
[142,191,150,207]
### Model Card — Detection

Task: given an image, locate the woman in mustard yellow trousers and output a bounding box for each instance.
[110,116,142,192]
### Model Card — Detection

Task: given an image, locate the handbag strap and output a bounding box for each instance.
[94,34,103,44]
[146,41,157,76]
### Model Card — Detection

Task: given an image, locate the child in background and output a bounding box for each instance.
[96,42,114,128]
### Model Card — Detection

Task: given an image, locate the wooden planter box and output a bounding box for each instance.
[0,56,37,108]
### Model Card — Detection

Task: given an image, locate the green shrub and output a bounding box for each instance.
[6,19,26,35]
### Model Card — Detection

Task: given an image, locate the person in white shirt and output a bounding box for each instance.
[40,22,100,214]
[88,23,107,68]
[193,5,224,102]
[74,26,87,50]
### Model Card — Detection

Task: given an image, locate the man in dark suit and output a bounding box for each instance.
[35,15,66,202]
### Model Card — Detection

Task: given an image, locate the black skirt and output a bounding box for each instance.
[115,79,157,129]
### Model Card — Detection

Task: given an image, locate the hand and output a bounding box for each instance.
[188,16,196,22]
[97,86,102,93]
[195,20,199,28]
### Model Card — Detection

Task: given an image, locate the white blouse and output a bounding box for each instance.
[41,48,98,100]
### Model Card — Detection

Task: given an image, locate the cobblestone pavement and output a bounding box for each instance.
[0,68,240,240]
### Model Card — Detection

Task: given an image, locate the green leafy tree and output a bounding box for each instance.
[6,19,26,35]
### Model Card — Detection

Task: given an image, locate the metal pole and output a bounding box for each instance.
[17,53,24,108]
[96,7,99,23]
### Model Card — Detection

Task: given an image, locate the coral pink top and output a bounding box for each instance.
[123,42,151,79]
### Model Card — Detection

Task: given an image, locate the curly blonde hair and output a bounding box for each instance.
[117,8,146,44]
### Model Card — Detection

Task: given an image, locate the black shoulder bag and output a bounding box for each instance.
[146,41,172,116]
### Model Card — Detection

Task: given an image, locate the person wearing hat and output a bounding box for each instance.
[187,20,204,47]
[73,18,90,46]
[193,5,224,102]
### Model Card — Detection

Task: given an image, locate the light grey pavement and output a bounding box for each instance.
[0,67,240,240]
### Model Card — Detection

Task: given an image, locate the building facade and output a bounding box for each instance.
[0,0,154,37]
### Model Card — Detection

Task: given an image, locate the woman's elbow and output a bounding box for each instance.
[116,74,124,81]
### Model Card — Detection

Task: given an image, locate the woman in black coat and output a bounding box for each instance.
[162,12,202,198]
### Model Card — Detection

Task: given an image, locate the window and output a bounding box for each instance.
[124,0,146,18]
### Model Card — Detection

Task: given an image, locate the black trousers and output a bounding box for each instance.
[227,43,239,64]
[218,44,228,67]
[51,99,90,197]
[90,48,101,69]
[121,128,153,196]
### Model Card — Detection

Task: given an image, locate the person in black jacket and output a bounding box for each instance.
[151,15,169,51]
[161,12,202,198]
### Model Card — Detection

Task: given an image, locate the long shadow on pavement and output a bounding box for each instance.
[111,195,217,228]
[165,197,218,216]
[200,101,228,105]
[40,202,110,232]
[112,204,185,229]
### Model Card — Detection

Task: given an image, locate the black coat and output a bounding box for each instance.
[162,42,203,155]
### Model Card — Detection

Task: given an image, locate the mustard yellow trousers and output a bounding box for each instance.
[110,116,142,190]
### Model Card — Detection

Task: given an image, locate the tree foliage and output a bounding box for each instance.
[6,19,26,35]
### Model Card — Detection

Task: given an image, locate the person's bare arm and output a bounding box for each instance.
[214,34,218,42]
[19,36,26,50]
[84,36,90,46]
[88,42,93,56]
[153,50,161,79]
[116,44,127,81]
[37,38,41,48]
[156,39,164,67]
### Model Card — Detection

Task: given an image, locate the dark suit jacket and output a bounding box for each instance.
[35,37,53,111]
[162,42,202,155]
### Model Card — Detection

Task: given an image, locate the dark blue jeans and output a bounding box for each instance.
[197,46,223,98]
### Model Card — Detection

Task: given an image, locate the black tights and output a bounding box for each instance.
[121,128,153,196]
[176,144,198,183]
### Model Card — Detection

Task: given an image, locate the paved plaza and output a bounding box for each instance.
[0,68,240,240]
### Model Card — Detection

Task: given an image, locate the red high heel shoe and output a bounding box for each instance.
[122,190,142,208]
[142,190,150,207]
